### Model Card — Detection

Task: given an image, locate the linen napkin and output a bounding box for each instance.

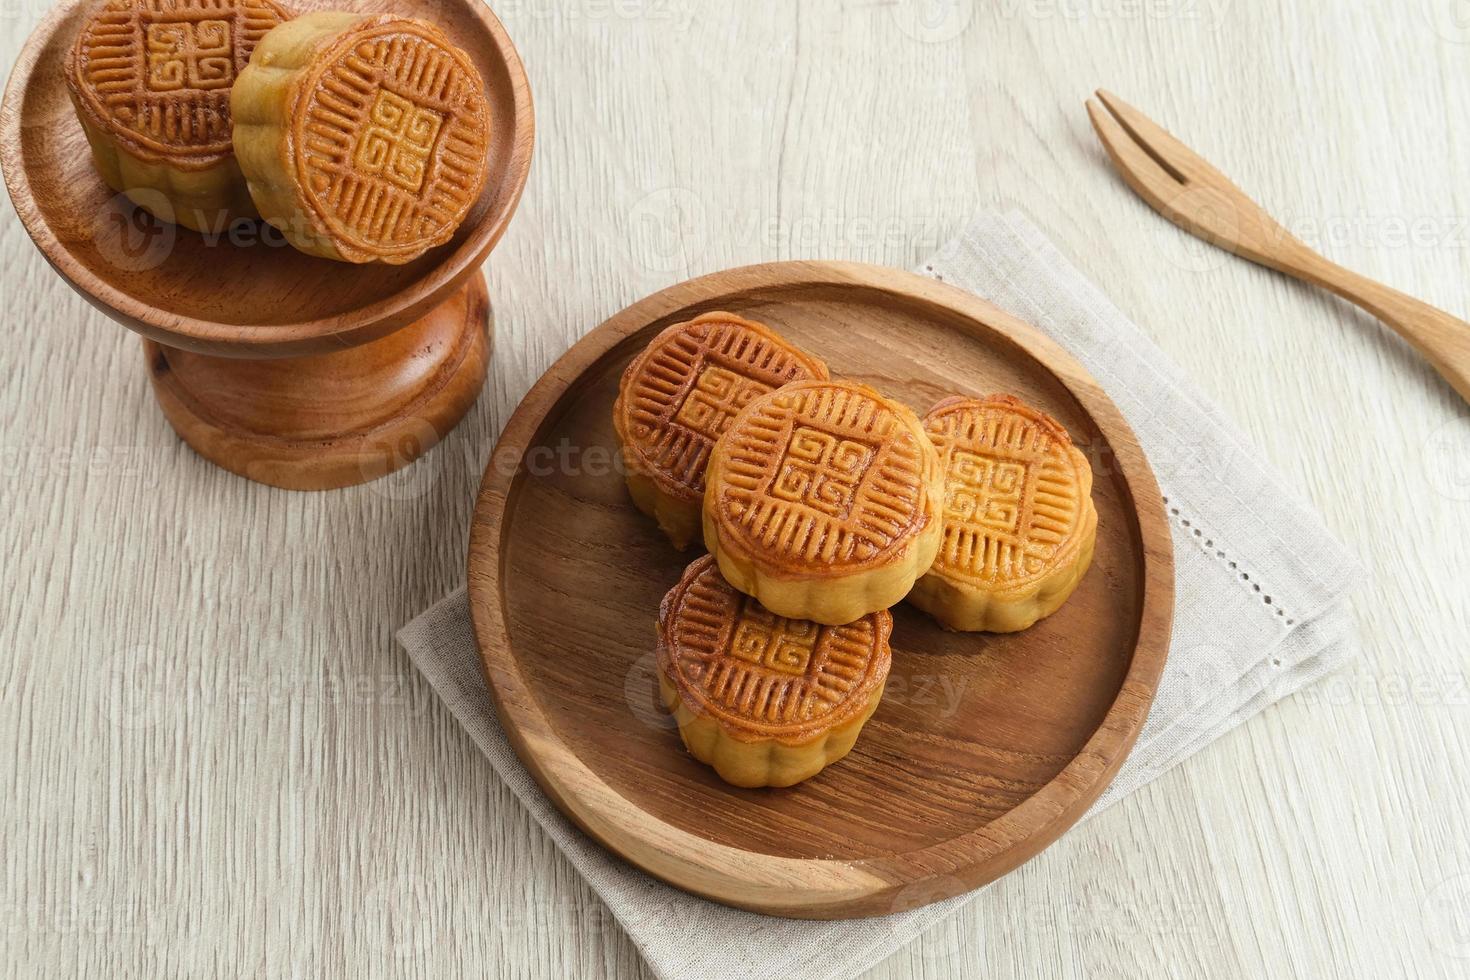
[398,210,1360,980]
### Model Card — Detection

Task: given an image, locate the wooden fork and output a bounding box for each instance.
[1086,89,1470,404]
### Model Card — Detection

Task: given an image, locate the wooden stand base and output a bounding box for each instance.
[146,275,492,491]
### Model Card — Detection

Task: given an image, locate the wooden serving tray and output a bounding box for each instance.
[1,0,532,489]
[467,262,1174,919]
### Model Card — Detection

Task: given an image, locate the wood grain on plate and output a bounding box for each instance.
[467,261,1175,918]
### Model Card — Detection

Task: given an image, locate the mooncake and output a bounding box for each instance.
[657,554,891,788]
[613,313,829,550]
[231,12,491,263]
[65,0,291,231]
[907,395,1097,632]
[703,379,944,625]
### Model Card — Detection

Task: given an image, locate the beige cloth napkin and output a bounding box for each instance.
[398,211,1360,980]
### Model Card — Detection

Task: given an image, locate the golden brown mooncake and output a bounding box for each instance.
[65,0,291,231]
[907,395,1098,632]
[657,554,892,788]
[231,12,491,263]
[612,313,829,550]
[703,379,944,626]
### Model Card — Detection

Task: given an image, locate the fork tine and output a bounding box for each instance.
[1085,97,1185,207]
[1094,89,1220,185]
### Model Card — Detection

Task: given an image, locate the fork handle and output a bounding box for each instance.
[1269,246,1470,404]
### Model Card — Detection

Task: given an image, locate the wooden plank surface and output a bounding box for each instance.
[3,0,1468,976]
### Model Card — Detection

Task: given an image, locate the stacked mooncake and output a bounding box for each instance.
[66,1,490,264]
[614,314,1099,787]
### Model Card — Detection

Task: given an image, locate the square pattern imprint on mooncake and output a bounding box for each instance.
[945,450,1032,539]
[145,19,234,92]
[770,426,877,520]
[727,603,818,676]
[672,363,773,441]
[354,89,445,194]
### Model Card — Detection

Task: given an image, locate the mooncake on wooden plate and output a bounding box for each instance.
[231,12,491,263]
[613,312,829,549]
[907,394,1097,632]
[656,554,891,788]
[66,0,292,231]
[703,379,943,625]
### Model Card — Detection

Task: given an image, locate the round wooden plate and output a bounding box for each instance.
[467,261,1174,919]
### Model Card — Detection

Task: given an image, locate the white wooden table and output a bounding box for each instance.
[4,1,1469,976]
